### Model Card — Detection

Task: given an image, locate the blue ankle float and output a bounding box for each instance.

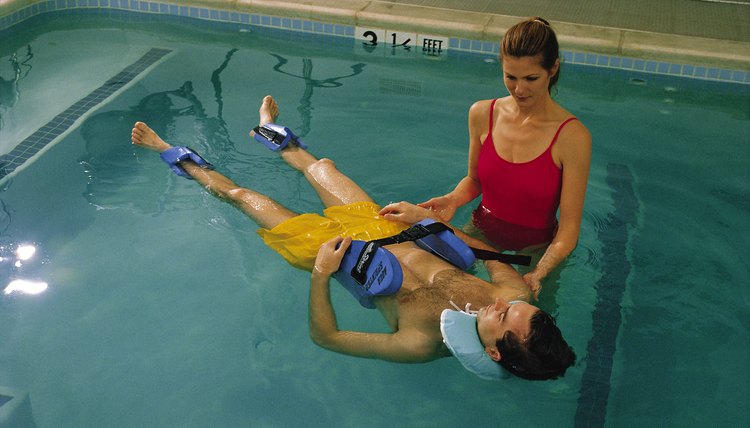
[160,146,214,179]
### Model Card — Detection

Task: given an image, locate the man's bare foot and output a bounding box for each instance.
[131,122,171,153]
[249,95,280,140]
[259,95,279,126]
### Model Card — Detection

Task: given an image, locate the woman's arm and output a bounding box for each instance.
[524,121,592,297]
[418,100,490,221]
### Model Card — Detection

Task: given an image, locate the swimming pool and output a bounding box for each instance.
[1,8,749,428]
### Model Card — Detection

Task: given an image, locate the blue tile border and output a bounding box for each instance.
[0,47,172,181]
[560,50,750,84]
[0,0,748,85]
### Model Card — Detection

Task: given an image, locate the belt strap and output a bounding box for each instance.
[350,222,531,284]
[470,248,532,266]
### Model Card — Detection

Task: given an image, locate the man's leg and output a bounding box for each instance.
[254,96,374,208]
[131,121,297,230]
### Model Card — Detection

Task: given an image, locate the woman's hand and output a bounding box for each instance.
[379,201,435,225]
[313,236,352,277]
[522,271,543,300]
[417,195,457,222]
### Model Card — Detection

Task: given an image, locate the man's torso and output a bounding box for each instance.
[374,242,501,357]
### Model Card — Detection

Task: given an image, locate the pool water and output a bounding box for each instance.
[1,10,749,428]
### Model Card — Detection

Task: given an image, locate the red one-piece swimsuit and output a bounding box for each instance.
[473,98,577,250]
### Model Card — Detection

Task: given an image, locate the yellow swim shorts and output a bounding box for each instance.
[257,201,410,271]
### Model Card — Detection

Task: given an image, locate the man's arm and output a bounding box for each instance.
[309,237,437,363]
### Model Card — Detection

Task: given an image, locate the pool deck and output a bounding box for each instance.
[245,0,750,70]
[0,0,748,71]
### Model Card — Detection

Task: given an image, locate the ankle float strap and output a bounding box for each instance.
[253,123,307,151]
[160,146,214,179]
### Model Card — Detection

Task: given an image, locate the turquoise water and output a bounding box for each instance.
[1,11,748,428]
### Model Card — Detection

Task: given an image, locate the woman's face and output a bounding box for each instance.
[501,55,558,107]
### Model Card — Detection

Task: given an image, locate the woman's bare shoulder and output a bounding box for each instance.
[469,97,511,121]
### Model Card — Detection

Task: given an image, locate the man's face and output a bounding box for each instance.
[476,299,538,361]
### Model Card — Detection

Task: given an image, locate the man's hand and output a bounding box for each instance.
[309,232,441,363]
[313,236,352,276]
[379,201,434,225]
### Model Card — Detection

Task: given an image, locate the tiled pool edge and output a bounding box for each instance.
[1,0,749,85]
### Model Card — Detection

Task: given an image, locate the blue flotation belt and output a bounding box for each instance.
[334,219,531,308]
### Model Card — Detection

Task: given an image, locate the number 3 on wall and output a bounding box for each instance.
[362,30,378,45]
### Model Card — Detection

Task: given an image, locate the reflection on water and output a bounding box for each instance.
[270,54,365,137]
[4,278,48,295]
[0,45,33,132]
[0,201,46,294]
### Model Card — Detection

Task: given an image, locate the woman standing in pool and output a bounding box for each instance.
[417,17,592,298]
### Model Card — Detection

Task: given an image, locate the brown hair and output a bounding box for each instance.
[496,310,576,380]
[501,17,560,92]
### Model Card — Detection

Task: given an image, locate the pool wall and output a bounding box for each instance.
[1,0,749,84]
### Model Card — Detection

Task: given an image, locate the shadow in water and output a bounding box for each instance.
[78,49,239,214]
